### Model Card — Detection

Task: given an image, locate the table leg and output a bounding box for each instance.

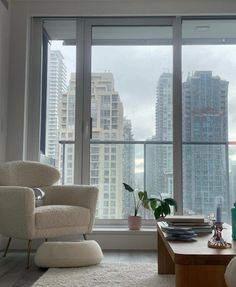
[175,264,227,287]
[157,231,175,274]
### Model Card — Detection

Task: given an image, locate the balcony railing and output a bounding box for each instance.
[58,140,236,221]
[58,139,236,184]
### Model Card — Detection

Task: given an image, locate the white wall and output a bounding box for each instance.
[0,0,10,251]
[0,1,10,164]
[6,0,236,161]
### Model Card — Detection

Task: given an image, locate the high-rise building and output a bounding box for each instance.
[46,50,67,166]
[91,73,125,219]
[146,73,173,200]
[58,73,75,184]
[56,71,135,218]
[155,73,173,141]
[147,71,229,221]
[122,118,135,218]
[182,71,229,220]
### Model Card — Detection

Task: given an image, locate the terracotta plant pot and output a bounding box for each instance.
[128,215,142,230]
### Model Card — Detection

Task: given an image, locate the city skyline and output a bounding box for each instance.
[51,41,236,141]
[45,47,236,220]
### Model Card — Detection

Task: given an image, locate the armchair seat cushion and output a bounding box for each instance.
[35,205,90,229]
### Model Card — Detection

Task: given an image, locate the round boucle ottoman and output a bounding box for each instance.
[225,256,236,287]
[34,240,103,268]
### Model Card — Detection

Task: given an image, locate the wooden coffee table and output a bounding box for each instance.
[157,222,236,287]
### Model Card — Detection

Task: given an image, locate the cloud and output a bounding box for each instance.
[92,46,172,140]
[52,42,236,141]
[135,158,144,173]
[183,45,236,140]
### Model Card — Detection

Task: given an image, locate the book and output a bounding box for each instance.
[163,216,213,234]
[191,227,212,234]
[165,215,205,223]
[168,221,210,226]
[169,224,211,229]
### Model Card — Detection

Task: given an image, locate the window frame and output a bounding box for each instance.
[28,15,236,225]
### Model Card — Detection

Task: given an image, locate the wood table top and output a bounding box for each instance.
[157,222,236,265]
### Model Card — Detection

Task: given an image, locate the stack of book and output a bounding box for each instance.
[164,215,213,234]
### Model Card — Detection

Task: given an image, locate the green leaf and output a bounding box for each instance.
[162,201,171,216]
[150,199,157,211]
[164,198,176,205]
[142,199,150,209]
[154,206,163,220]
[164,198,177,211]
[138,191,144,200]
[143,191,148,200]
[123,183,134,192]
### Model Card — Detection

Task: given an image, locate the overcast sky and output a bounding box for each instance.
[51,42,236,142]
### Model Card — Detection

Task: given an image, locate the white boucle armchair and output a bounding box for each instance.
[0,161,99,268]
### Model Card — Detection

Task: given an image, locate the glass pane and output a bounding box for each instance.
[91,26,173,141]
[92,26,172,44]
[59,143,75,185]
[42,20,76,183]
[182,19,236,222]
[182,19,236,44]
[146,143,173,218]
[91,25,173,219]
[183,144,228,220]
[90,143,144,219]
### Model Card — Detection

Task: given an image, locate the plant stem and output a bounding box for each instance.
[132,191,137,216]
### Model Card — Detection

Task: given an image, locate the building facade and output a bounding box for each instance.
[147,71,229,221]
[46,50,67,166]
[146,73,173,200]
[56,71,135,218]
[91,73,136,219]
[182,71,229,220]
[58,73,75,184]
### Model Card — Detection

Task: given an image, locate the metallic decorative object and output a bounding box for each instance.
[208,222,232,249]
[33,188,45,207]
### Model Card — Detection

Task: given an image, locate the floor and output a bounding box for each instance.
[0,251,157,287]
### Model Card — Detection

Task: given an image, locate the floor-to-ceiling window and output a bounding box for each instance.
[38,17,236,224]
[41,20,76,184]
[182,19,236,222]
[90,23,173,219]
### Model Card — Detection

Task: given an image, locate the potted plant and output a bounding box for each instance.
[123,183,177,227]
[123,183,149,230]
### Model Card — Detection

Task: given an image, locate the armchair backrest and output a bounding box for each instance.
[0,161,60,187]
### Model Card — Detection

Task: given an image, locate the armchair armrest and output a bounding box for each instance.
[42,185,99,232]
[0,187,35,239]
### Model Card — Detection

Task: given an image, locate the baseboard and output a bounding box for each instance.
[1,229,156,251]
[91,228,156,250]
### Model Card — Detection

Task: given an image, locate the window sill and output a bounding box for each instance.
[93,227,156,235]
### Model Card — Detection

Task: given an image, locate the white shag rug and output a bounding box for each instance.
[32,263,175,287]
